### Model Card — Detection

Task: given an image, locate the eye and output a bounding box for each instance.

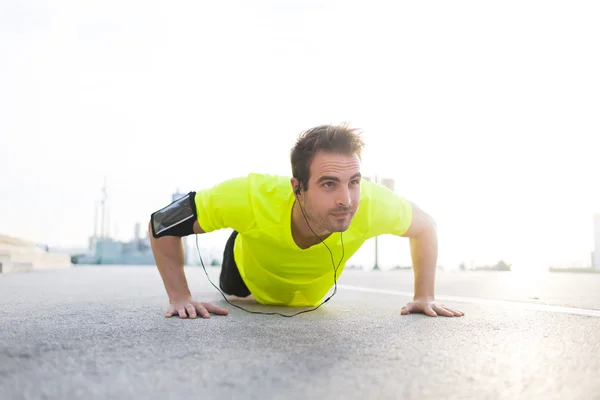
[350,179,360,185]
[322,181,335,188]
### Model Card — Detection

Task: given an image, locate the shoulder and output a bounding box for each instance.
[199,172,290,195]
[358,178,392,202]
[247,172,291,189]
[243,173,294,227]
[194,172,292,233]
[199,172,292,207]
[353,178,414,237]
[245,172,292,199]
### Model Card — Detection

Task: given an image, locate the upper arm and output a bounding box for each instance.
[399,202,437,238]
[193,220,206,234]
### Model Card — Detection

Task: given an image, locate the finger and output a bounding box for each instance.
[195,304,211,319]
[202,303,229,316]
[400,303,418,315]
[178,308,187,319]
[432,304,454,317]
[186,304,197,319]
[436,304,464,317]
[424,305,438,317]
[446,307,465,317]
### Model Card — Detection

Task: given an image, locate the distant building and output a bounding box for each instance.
[0,234,71,272]
[362,176,395,270]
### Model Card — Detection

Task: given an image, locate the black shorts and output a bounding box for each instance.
[219,230,251,297]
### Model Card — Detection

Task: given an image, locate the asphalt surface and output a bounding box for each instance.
[1,266,599,399]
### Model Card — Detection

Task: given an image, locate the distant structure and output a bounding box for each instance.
[73,182,155,265]
[459,260,511,271]
[0,234,71,273]
[594,214,600,271]
[363,176,395,271]
[72,188,214,266]
[550,213,600,273]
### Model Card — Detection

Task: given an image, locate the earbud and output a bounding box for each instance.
[295,186,301,195]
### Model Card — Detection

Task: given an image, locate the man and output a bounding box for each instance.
[149,124,464,319]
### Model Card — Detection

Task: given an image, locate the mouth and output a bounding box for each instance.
[330,211,351,217]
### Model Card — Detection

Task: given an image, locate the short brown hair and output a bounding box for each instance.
[290,123,365,190]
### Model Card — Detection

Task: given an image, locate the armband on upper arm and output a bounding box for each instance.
[150,191,197,238]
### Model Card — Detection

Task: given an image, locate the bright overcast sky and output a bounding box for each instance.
[1,0,599,270]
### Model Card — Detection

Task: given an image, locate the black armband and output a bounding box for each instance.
[150,191,197,238]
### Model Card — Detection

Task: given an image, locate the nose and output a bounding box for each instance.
[336,186,351,208]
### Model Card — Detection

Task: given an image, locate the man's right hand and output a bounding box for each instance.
[165,298,229,319]
[148,221,226,320]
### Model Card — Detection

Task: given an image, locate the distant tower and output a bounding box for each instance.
[367,176,395,271]
[594,214,600,270]
[381,178,395,192]
[134,222,141,251]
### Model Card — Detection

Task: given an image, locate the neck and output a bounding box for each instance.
[291,200,331,248]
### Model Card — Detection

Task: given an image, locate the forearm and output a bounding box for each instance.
[148,223,191,302]
[409,227,438,300]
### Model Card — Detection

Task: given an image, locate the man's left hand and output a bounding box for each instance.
[401,299,464,317]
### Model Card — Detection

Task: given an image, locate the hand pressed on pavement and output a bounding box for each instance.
[165,298,229,319]
[401,299,464,317]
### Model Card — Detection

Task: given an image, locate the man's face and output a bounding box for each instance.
[301,151,362,233]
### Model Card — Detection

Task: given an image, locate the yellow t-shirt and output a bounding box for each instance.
[194,173,412,306]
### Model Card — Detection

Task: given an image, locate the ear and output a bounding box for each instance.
[290,177,301,195]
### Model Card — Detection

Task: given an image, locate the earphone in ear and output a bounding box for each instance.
[295,186,301,195]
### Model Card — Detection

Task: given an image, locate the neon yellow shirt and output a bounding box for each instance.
[194,173,412,306]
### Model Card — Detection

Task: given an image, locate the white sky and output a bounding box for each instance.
[1,0,599,270]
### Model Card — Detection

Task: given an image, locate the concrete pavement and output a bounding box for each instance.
[1,267,599,399]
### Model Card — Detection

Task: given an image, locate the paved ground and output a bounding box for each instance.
[1,266,599,399]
